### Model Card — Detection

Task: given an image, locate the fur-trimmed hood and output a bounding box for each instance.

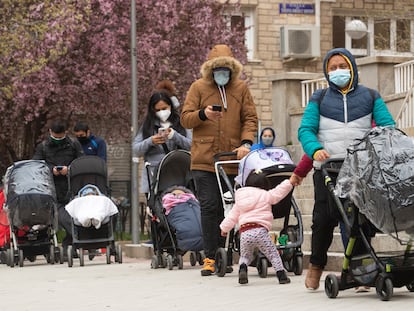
[200,44,243,83]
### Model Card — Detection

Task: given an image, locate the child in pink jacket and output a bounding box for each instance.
[220,169,296,285]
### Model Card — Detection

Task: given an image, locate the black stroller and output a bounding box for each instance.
[323,127,414,301]
[146,149,204,270]
[66,155,122,267]
[214,147,304,277]
[3,160,61,267]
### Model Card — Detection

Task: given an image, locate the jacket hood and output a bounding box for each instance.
[323,48,358,92]
[200,44,243,83]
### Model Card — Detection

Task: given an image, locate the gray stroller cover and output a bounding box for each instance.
[335,127,414,237]
[4,160,57,228]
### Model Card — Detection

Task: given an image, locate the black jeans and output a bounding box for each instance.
[310,170,339,268]
[58,203,73,247]
[192,170,234,260]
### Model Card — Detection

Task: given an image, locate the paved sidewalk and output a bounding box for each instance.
[0,255,412,311]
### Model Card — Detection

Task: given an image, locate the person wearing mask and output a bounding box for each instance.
[298,48,395,291]
[73,121,107,161]
[132,90,192,196]
[33,119,84,260]
[181,44,258,276]
[251,127,276,151]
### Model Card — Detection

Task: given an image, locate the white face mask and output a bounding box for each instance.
[155,109,171,122]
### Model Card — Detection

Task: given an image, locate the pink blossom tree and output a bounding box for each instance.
[0,0,246,175]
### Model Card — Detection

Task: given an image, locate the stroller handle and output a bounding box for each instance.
[213,152,238,163]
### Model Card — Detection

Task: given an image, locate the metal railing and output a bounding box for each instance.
[301,77,328,107]
[395,83,414,129]
[394,60,414,94]
[301,72,414,129]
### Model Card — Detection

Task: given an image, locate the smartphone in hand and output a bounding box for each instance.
[158,128,168,137]
[212,105,222,112]
[56,166,63,171]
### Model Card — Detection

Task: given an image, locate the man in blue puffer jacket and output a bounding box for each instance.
[298,48,395,290]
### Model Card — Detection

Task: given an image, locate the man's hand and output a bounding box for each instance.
[205,105,223,121]
[233,145,250,159]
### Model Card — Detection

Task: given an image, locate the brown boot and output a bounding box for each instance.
[305,263,323,290]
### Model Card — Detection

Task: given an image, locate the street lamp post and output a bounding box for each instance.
[130,0,140,244]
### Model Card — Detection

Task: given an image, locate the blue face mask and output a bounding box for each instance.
[213,68,231,86]
[328,69,351,88]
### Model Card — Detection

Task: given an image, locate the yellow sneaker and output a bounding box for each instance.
[201,258,216,276]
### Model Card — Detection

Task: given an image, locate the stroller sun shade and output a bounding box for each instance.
[335,127,414,237]
[235,147,294,186]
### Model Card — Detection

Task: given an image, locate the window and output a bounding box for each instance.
[396,19,410,52]
[225,7,256,60]
[374,18,390,50]
[333,15,413,56]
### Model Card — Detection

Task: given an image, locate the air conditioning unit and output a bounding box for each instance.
[280,25,320,59]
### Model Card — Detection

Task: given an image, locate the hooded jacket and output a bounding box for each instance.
[181,44,258,173]
[219,179,293,233]
[298,48,395,165]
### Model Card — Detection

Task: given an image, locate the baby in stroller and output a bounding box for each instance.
[220,169,296,285]
[161,186,203,255]
[65,184,118,230]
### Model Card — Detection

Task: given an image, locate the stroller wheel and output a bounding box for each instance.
[257,257,268,278]
[106,246,111,264]
[167,254,174,270]
[375,276,393,301]
[151,255,159,269]
[325,274,339,298]
[67,245,74,267]
[189,252,197,266]
[7,248,15,268]
[215,248,227,277]
[18,249,24,267]
[115,244,123,264]
[293,255,303,275]
[49,245,55,265]
[58,246,64,264]
[197,251,205,266]
[177,254,184,270]
[79,248,85,267]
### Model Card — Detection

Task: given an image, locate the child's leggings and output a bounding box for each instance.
[239,227,284,272]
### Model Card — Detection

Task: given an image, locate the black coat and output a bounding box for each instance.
[33,137,84,203]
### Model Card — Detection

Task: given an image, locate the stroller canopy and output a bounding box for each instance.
[336,127,414,237]
[153,149,191,195]
[235,147,294,186]
[68,155,108,197]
